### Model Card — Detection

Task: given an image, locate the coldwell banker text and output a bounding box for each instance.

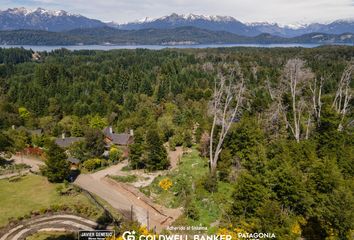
[123,233,231,240]
[122,231,276,240]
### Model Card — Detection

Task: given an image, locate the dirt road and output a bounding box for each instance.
[10,154,44,172]
[74,152,184,232]
[0,214,97,240]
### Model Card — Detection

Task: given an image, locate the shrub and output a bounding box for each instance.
[111,175,138,183]
[202,175,218,193]
[83,158,105,171]
[173,175,191,197]
[109,147,123,162]
[169,138,176,151]
[184,198,199,220]
[183,131,193,148]
[159,177,173,191]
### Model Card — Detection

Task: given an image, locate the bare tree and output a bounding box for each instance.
[332,63,353,131]
[265,76,275,101]
[251,62,258,82]
[209,62,246,176]
[281,58,314,142]
[199,131,210,158]
[309,77,324,126]
[306,76,324,140]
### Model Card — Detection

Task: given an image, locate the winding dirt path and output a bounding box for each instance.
[10,154,44,172]
[74,147,185,232]
[0,214,97,240]
[0,154,44,179]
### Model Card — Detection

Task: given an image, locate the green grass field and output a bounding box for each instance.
[0,174,103,227]
[110,174,138,183]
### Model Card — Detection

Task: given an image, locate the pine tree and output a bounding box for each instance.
[145,129,169,171]
[84,129,105,158]
[42,142,70,183]
[0,133,12,152]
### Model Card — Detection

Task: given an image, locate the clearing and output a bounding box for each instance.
[0,175,103,228]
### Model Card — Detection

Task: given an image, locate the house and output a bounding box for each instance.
[67,156,80,169]
[54,134,84,167]
[102,126,134,158]
[55,133,84,149]
[28,129,43,136]
[12,126,43,136]
[102,127,134,146]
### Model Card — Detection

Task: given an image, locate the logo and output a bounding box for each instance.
[78,230,115,240]
[122,231,137,240]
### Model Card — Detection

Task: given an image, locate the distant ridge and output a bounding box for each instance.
[0,26,353,46]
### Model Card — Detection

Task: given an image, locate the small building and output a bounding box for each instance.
[103,127,134,147]
[28,129,43,136]
[67,156,80,169]
[55,133,84,149]
[102,126,134,158]
[12,126,43,136]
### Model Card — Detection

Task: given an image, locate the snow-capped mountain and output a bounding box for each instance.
[111,13,261,36]
[0,8,353,37]
[303,19,354,35]
[0,7,105,32]
[248,19,354,37]
[111,13,354,37]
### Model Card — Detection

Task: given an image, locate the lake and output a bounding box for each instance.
[0,43,353,51]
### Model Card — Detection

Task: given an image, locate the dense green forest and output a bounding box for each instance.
[0,46,353,239]
[0,27,354,45]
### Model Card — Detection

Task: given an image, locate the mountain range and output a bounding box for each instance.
[0,7,353,45]
[0,7,105,32]
[109,13,354,37]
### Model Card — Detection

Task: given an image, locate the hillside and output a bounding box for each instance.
[0,27,353,45]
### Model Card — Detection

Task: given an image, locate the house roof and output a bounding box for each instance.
[13,126,43,136]
[103,127,132,146]
[67,157,80,164]
[55,137,84,148]
[110,133,131,145]
[29,129,43,136]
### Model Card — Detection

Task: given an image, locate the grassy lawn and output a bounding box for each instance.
[110,174,138,183]
[142,148,234,233]
[0,174,103,227]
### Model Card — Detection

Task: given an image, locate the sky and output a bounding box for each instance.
[0,0,354,25]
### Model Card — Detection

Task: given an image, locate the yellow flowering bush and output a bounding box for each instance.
[159,178,173,191]
[291,217,306,236]
[217,226,248,240]
[217,222,252,240]
[110,146,123,162]
[139,225,150,235]
[291,222,301,235]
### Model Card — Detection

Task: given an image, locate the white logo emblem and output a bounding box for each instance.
[122,231,136,240]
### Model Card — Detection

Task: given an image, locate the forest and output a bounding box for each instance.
[1,27,354,45]
[0,46,353,239]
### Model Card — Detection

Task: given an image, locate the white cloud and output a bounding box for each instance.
[1,0,353,24]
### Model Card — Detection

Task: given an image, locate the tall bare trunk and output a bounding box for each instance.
[208,62,246,175]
